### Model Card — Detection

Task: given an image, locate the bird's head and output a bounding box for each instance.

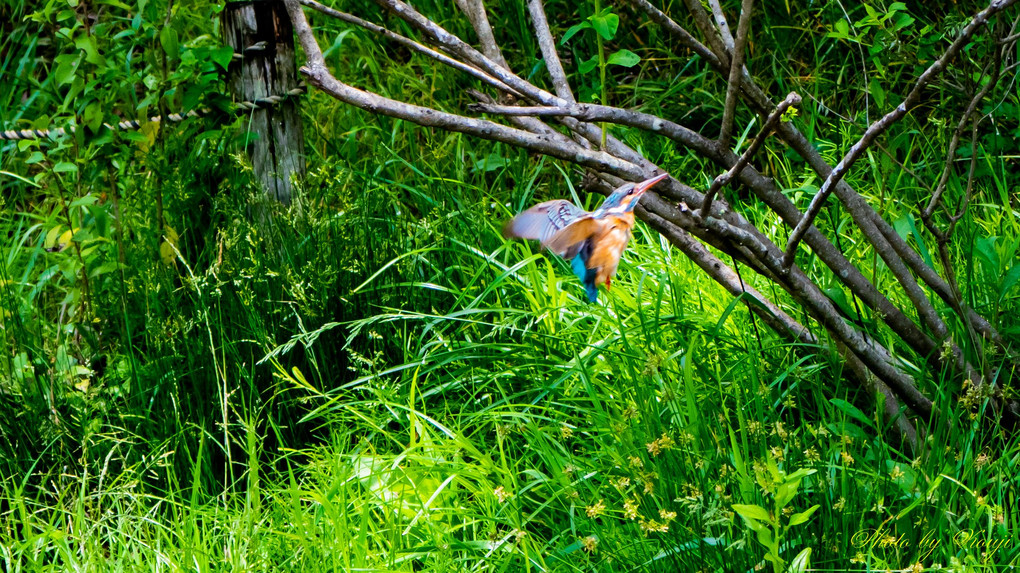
[598,173,669,215]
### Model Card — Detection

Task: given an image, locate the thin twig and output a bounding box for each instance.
[703,92,800,217]
[782,0,1018,268]
[628,0,722,69]
[719,0,754,148]
[923,46,1002,221]
[370,0,565,109]
[947,120,982,234]
[937,119,981,305]
[297,0,522,97]
[874,143,932,193]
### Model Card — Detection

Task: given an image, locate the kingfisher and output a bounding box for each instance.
[504,173,670,302]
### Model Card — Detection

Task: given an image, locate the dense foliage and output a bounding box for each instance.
[1,0,1018,571]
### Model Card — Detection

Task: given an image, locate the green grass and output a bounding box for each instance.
[3,148,1018,570]
[2,0,1020,571]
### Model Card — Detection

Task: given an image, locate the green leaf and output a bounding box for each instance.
[974,235,999,273]
[830,19,850,39]
[785,468,816,481]
[578,55,599,74]
[83,101,103,132]
[822,287,856,321]
[70,194,99,208]
[74,34,106,66]
[788,504,819,526]
[732,503,771,527]
[560,21,591,44]
[788,547,812,573]
[754,526,775,550]
[885,460,917,493]
[830,398,873,428]
[893,12,915,31]
[775,479,799,509]
[473,152,506,173]
[210,46,235,70]
[589,10,619,41]
[869,77,886,109]
[1000,264,1020,301]
[892,213,933,269]
[53,162,78,174]
[53,54,81,86]
[45,226,64,249]
[607,49,640,67]
[90,261,122,278]
[160,27,180,61]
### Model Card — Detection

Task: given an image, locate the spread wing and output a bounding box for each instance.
[504,200,589,245]
[544,218,603,259]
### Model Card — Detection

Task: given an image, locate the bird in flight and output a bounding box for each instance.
[504,173,670,302]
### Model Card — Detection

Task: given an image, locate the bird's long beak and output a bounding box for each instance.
[633,172,670,197]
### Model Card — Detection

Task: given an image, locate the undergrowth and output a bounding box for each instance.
[1,0,1018,571]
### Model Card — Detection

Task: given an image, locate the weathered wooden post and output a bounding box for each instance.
[222,0,305,204]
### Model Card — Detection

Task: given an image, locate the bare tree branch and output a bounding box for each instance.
[370,0,564,105]
[680,0,731,66]
[923,47,1002,223]
[640,208,815,345]
[835,343,919,449]
[703,92,800,217]
[619,6,953,362]
[632,197,924,447]
[297,0,522,97]
[467,86,981,422]
[783,0,1019,268]
[629,0,722,70]
[526,0,576,103]
[719,0,753,148]
[595,176,920,408]
[466,100,715,154]
[695,211,936,420]
[453,0,509,69]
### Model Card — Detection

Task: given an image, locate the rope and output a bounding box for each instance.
[1,44,305,142]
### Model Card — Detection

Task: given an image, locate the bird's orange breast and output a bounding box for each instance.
[588,214,636,288]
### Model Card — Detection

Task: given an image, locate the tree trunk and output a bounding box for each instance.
[222,0,305,204]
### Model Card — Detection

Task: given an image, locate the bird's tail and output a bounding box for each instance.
[571,246,598,303]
